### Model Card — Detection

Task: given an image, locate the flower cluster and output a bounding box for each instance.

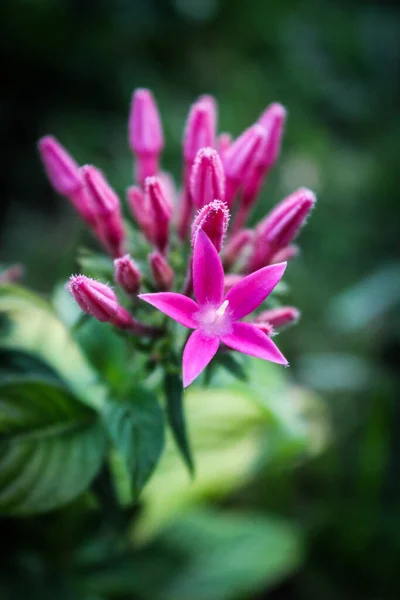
[38,89,315,387]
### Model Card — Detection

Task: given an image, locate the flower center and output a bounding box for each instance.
[196,300,232,337]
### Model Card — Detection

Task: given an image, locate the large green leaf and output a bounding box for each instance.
[81,508,302,600]
[136,357,328,541]
[102,389,165,498]
[0,379,107,515]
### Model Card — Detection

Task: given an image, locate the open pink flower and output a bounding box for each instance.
[139,230,288,387]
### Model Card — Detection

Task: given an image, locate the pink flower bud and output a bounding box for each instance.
[217,132,232,160]
[114,254,141,295]
[248,188,316,271]
[223,124,267,207]
[128,89,164,155]
[191,200,229,252]
[158,171,177,210]
[223,228,254,270]
[82,165,126,257]
[239,104,287,214]
[253,322,275,337]
[128,89,163,185]
[190,147,225,208]
[145,176,172,253]
[270,244,299,264]
[38,136,83,196]
[224,274,243,293]
[126,185,153,242]
[255,306,300,329]
[68,275,133,329]
[258,103,286,169]
[38,136,96,226]
[149,251,174,291]
[183,97,216,163]
[81,166,119,216]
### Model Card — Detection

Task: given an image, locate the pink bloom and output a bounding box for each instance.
[114,254,141,295]
[190,147,225,209]
[139,230,287,387]
[191,200,229,252]
[128,88,164,185]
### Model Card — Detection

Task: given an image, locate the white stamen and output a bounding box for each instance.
[215,299,229,317]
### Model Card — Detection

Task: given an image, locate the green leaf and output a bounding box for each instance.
[0,379,107,515]
[80,508,302,600]
[102,389,165,499]
[164,372,194,476]
[0,348,63,385]
[158,509,303,600]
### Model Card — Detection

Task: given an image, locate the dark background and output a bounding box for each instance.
[1,0,400,598]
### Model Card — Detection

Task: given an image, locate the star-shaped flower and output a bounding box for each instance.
[139,230,288,387]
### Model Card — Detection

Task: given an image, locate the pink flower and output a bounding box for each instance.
[139,230,288,387]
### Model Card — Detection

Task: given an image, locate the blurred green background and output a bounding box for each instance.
[1,0,400,598]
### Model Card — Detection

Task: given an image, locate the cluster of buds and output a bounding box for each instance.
[38,88,316,386]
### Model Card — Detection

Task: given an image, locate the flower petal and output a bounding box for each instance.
[221,322,288,365]
[182,329,220,387]
[225,262,286,320]
[138,292,198,328]
[193,229,224,306]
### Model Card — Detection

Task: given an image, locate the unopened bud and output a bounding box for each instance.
[253,322,275,337]
[258,103,286,169]
[145,176,171,253]
[240,104,287,212]
[82,166,125,257]
[223,229,253,270]
[223,124,267,207]
[183,97,216,163]
[255,306,300,329]
[126,186,153,242]
[190,147,225,209]
[191,200,229,252]
[38,136,83,196]
[270,244,299,264]
[68,275,133,328]
[114,254,141,295]
[129,89,164,185]
[224,274,243,293]
[38,136,96,225]
[248,188,316,270]
[149,251,174,291]
[217,132,232,160]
